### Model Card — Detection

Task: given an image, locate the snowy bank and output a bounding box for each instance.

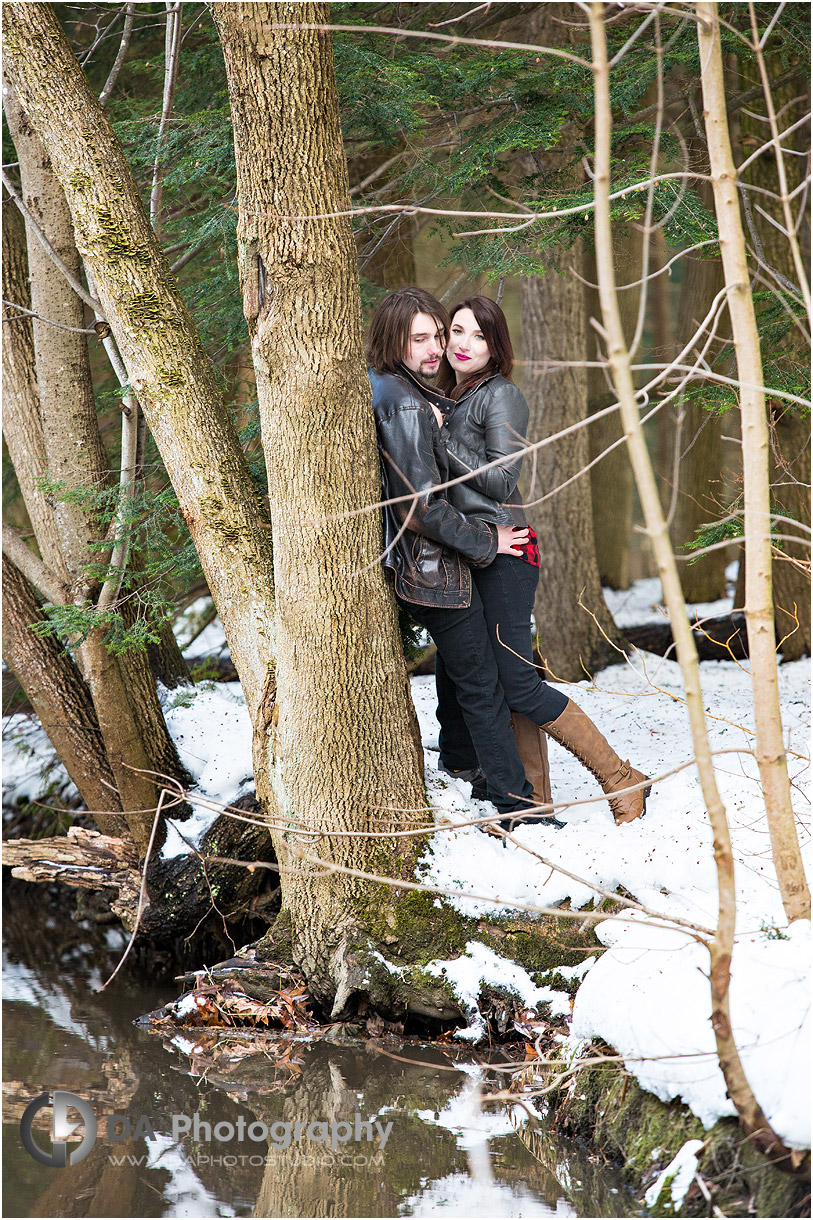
[412,642,810,1151]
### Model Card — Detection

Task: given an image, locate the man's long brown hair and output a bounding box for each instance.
[367,287,450,373]
[436,296,514,398]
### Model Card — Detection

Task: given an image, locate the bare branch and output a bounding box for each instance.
[268,21,592,68]
[2,525,69,606]
[98,2,135,107]
[150,1,183,240]
[2,298,99,335]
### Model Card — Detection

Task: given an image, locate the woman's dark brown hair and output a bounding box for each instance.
[367,287,450,373]
[436,295,514,397]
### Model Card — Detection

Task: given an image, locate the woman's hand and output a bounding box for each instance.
[496,525,529,556]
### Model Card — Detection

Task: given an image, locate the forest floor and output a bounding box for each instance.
[3,573,810,1164]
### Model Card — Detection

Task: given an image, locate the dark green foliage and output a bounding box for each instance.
[30,477,201,653]
[398,606,426,663]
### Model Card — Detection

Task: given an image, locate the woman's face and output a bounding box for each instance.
[446,308,491,380]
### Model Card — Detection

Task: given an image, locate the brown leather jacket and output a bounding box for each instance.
[369,365,497,608]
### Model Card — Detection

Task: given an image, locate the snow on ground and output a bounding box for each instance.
[414,641,811,1150]
[158,681,254,858]
[602,561,738,629]
[3,713,75,807]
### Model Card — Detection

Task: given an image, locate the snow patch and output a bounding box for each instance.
[644,1138,705,1210]
[424,940,571,1042]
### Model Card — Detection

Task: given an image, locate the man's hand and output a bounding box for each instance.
[496,525,529,556]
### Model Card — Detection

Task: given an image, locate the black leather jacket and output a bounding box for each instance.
[369,365,498,608]
[441,373,529,528]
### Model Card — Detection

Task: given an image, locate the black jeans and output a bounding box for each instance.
[398,588,532,814]
[436,557,568,769]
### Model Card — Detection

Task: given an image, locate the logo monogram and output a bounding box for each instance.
[20,1091,97,1167]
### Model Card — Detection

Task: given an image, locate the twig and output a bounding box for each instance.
[97,788,168,990]
[99,2,135,107]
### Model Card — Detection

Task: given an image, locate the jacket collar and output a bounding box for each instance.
[396,363,454,411]
[452,369,500,406]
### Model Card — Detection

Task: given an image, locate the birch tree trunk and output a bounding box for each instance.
[212,2,434,1015]
[697,0,809,924]
[590,4,806,1169]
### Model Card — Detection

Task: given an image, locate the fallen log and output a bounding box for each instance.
[3,826,142,927]
[2,792,279,946]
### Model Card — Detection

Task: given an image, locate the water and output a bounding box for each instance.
[3,882,637,1218]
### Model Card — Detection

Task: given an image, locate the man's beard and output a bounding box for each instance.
[418,358,441,379]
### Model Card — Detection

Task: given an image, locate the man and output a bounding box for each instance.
[367,287,553,829]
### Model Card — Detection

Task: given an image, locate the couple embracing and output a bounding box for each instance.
[367,287,650,834]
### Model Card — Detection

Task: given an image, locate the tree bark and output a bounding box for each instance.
[4,80,188,833]
[2,2,277,729]
[2,555,127,830]
[670,251,728,602]
[587,230,639,591]
[698,0,809,924]
[1,192,67,581]
[522,266,625,677]
[519,4,624,677]
[4,88,109,596]
[212,1,430,1015]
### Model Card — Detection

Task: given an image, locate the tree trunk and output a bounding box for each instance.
[4,82,188,830]
[697,0,809,924]
[211,1,433,1016]
[522,257,626,677]
[591,2,806,1172]
[520,4,624,676]
[1,191,67,580]
[587,230,639,591]
[4,88,110,595]
[736,49,810,659]
[2,555,127,830]
[670,250,728,602]
[2,2,277,730]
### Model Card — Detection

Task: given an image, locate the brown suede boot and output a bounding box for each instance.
[542,698,650,824]
[511,712,552,806]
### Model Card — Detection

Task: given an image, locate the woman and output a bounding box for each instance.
[436,296,650,825]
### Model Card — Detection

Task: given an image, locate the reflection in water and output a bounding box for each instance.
[2,883,637,1218]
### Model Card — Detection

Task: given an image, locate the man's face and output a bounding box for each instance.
[403,311,446,378]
